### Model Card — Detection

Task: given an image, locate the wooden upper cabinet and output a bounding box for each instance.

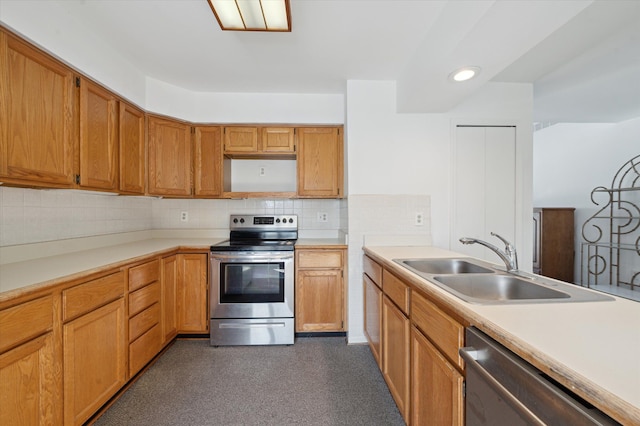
[223,126,258,154]
[0,30,75,187]
[297,127,343,198]
[119,102,146,194]
[223,126,296,157]
[147,116,192,197]
[194,126,223,197]
[261,127,295,153]
[79,78,118,191]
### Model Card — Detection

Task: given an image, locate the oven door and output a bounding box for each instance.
[210,251,294,319]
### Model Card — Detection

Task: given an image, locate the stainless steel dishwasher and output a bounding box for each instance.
[460,327,619,425]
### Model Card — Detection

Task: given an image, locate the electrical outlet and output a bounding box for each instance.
[317,212,328,223]
[180,211,189,222]
[259,166,266,177]
[415,212,424,226]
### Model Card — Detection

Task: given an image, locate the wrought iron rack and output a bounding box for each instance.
[581,154,640,290]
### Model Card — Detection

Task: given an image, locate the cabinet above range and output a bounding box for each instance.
[223,126,296,158]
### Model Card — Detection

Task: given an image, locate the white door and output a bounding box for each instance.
[451,126,517,264]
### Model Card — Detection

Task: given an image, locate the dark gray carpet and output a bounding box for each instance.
[94,337,405,426]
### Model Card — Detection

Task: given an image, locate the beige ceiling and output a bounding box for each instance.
[19,0,640,124]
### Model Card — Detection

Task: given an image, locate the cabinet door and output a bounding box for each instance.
[161,255,178,343]
[79,78,118,190]
[0,31,75,187]
[224,126,258,153]
[194,126,223,197]
[0,333,59,425]
[63,298,126,426]
[295,269,343,332]
[148,116,192,196]
[177,254,208,333]
[119,102,146,194]
[411,326,464,426]
[296,127,343,197]
[261,127,295,153]
[382,295,410,423]
[363,274,382,368]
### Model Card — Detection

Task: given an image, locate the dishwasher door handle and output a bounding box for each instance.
[460,346,546,426]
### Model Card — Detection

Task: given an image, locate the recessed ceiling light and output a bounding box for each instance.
[449,66,481,82]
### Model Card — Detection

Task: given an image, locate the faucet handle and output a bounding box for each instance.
[490,232,514,251]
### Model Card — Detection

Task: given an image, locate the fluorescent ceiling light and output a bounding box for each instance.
[207,0,291,32]
[449,66,481,82]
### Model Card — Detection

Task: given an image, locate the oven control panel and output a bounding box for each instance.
[230,215,298,230]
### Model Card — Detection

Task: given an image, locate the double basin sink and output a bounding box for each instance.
[394,258,613,304]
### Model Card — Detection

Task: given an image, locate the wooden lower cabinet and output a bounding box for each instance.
[0,333,58,425]
[63,298,126,425]
[363,274,382,368]
[296,269,343,331]
[382,295,410,423]
[295,248,346,332]
[0,250,212,425]
[161,255,178,343]
[127,259,162,378]
[177,254,209,333]
[364,256,467,425]
[411,326,464,425]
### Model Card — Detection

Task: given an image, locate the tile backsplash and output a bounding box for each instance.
[0,186,347,246]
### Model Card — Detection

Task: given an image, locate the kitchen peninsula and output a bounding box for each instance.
[363,245,640,425]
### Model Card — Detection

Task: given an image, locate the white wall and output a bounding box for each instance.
[145,78,345,124]
[533,116,640,283]
[345,80,533,343]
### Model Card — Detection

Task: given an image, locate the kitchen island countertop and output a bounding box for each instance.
[364,245,640,425]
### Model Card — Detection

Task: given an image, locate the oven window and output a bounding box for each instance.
[220,262,285,303]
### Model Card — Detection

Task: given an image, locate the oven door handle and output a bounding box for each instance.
[210,252,294,262]
[219,322,287,329]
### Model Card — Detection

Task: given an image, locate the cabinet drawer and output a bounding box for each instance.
[411,291,464,370]
[63,271,124,322]
[129,259,160,292]
[383,269,410,315]
[363,255,382,287]
[297,250,343,269]
[129,302,160,342]
[129,323,162,376]
[129,282,160,317]
[0,296,53,353]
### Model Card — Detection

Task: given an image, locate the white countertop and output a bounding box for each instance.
[0,233,347,299]
[0,238,221,297]
[364,245,640,425]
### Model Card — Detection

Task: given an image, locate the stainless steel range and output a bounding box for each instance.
[209,214,297,346]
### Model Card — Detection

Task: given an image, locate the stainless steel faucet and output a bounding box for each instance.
[459,232,519,272]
